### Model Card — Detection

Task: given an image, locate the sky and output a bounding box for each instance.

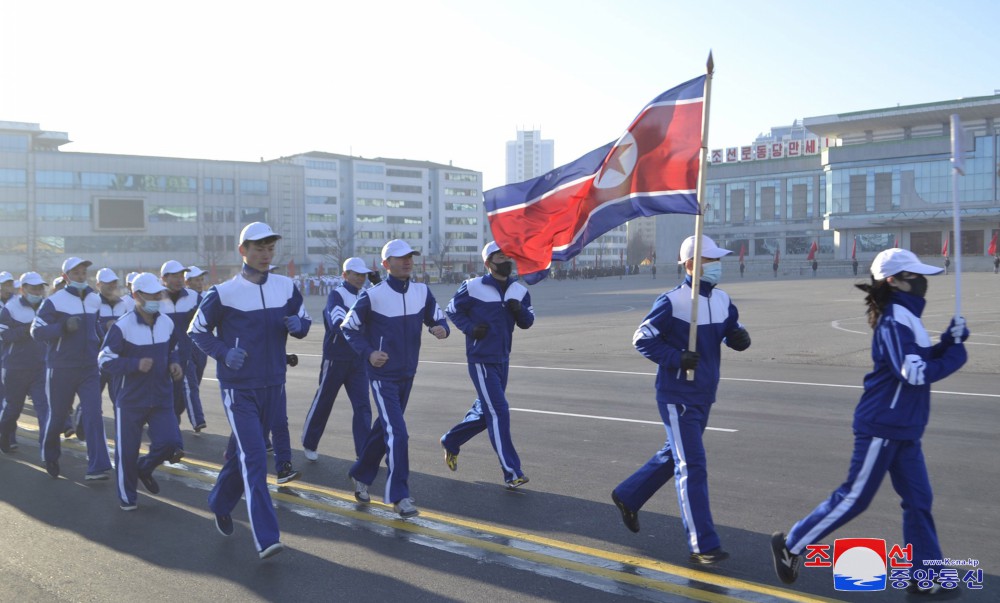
[2,0,998,191]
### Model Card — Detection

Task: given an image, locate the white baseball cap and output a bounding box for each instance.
[0,271,12,284]
[381,239,420,260]
[125,271,140,285]
[185,265,206,278]
[20,272,46,287]
[342,257,372,274]
[132,272,167,295]
[678,235,732,264]
[240,222,281,245]
[482,241,501,262]
[870,248,943,280]
[96,268,119,283]
[160,260,186,276]
[62,257,93,273]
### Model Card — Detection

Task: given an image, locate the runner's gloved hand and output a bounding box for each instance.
[286,354,298,367]
[944,316,969,344]
[285,315,302,334]
[225,348,248,370]
[727,328,751,351]
[472,323,489,339]
[680,351,700,371]
[506,299,522,315]
[368,272,382,285]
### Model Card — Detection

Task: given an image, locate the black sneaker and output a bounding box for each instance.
[276,462,300,484]
[46,459,60,478]
[168,448,185,464]
[611,490,639,533]
[0,433,13,454]
[770,532,799,584]
[194,422,207,433]
[689,548,730,565]
[215,513,234,536]
[259,542,285,560]
[139,472,160,494]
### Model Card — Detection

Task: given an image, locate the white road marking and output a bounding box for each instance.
[510,407,738,432]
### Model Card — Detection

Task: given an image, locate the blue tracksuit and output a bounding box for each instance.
[30,286,113,475]
[785,292,967,569]
[97,294,135,404]
[302,282,372,458]
[189,267,310,553]
[98,310,184,507]
[163,288,204,428]
[0,297,49,444]
[342,275,449,504]
[441,274,534,482]
[614,277,746,554]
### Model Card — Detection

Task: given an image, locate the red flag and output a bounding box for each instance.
[774,247,780,265]
[738,243,745,263]
[372,258,379,273]
[485,75,705,284]
[806,240,818,261]
[941,237,949,257]
[209,260,217,283]
[287,258,296,278]
[317,262,324,277]
[851,238,857,260]
[988,232,998,256]
[894,236,899,248]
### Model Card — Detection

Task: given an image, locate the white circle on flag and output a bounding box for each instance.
[594,132,637,189]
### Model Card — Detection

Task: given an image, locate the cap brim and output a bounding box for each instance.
[904,263,944,275]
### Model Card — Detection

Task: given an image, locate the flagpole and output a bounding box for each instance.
[686,51,714,381]
[950,114,963,319]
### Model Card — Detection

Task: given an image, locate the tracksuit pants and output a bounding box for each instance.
[223,384,292,469]
[785,435,941,567]
[613,402,720,554]
[441,362,524,482]
[43,366,112,475]
[173,361,205,429]
[210,384,283,553]
[301,355,372,458]
[0,366,48,444]
[350,377,414,504]
[114,403,183,506]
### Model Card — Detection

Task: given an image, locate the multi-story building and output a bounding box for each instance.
[0,121,304,280]
[505,129,554,183]
[653,93,1000,272]
[276,152,484,277]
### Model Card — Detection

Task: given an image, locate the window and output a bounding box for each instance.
[445,202,478,211]
[445,231,477,239]
[66,235,199,253]
[81,172,116,189]
[445,217,478,225]
[386,199,422,209]
[0,237,28,252]
[306,178,337,188]
[357,181,385,191]
[305,160,338,171]
[203,177,235,194]
[0,169,27,188]
[306,196,337,205]
[387,216,422,224]
[306,213,338,223]
[0,203,27,220]
[386,168,422,178]
[357,215,385,223]
[443,187,478,197]
[0,134,29,152]
[241,207,268,222]
[204,207,235,222]
[356,164,385,174]
[149,205,197,222]
[356,198,385,207]
[390,184,422,194]
[445,172,478,182]
[38,203,91,222]
[240,179,269,195]
[36,170,76,188]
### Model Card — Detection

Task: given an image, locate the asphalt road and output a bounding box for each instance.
[2,270,997,602]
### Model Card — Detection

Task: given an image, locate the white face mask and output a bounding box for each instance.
[25,293,44,305]
[701,262,722,285]
[142,300,161,315]
[67,280,88,291]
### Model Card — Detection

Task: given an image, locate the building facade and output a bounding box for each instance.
[670,93,1000,273]
[505,129,554,183]
[0,121,304,281]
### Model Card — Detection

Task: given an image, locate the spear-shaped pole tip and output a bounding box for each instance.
[706,51,714,75]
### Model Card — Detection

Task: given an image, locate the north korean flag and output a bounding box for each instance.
[485,75,705,284]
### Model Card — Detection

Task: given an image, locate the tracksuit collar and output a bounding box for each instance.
[386,274,409,293]
[343,282,360,295]
[684,275,716,296]
[891,291,926,317]
[241,263,269,285]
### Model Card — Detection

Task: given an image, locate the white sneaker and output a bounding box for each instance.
[393,497,419,518]
[352,477,370,504]
[304,448,318,462]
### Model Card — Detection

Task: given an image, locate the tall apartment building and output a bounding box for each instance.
[505,129,554,183]
[277,152,484,276]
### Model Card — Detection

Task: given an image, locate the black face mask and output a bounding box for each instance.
[491,261,513,278]
[901,274,928,298]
